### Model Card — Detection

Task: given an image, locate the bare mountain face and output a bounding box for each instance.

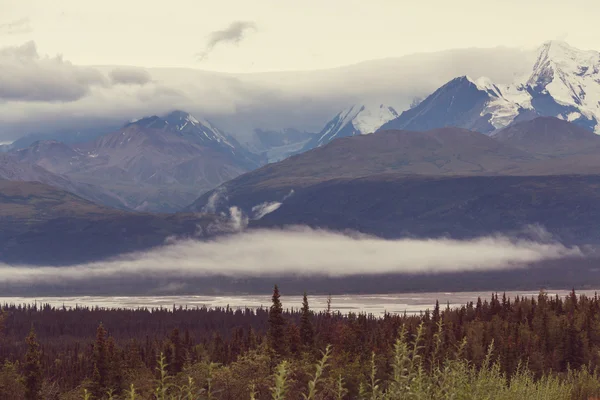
[0,179,229,265]
[379,41,600,134]
[188,119,600,244]
[11,140,82,174]
[8,124,122,150]
[0,152,124,208]
[188,126,537,213]
[12,111,265,212]
[492,116,600,156]
[249,127,534,184]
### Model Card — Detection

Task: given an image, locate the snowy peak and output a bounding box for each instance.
[308,103,398,149]
[164,110,210,132]
[527,40,600,94]
[125,110,235,149]
[523,41,600,131]
[467,76,503,98]
[350,104,399,135]
[164,110,234,148]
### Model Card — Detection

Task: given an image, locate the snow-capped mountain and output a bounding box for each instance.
[303,104,399,150]
[380,41,600,134]
[524,41,600,131]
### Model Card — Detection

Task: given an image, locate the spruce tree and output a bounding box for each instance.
[24,327,42,400]
[432,300,441,326]
[300,292,314,349]
[268,285,287,357]
[91,323,109,398]
[169,328,185,374]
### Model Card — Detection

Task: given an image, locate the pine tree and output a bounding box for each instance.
[300,292,315,349]
[24,327,42,400]
[169,328,185,374]
[564,314,583,369]
[91,323,109,398]
[432,300,441,326]
[268,285,287,357]
[106,336,123,393]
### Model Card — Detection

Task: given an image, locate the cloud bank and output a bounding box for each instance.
[0,41,536,142]
[0,227,580,286]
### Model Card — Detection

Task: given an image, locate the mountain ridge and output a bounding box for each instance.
[188,118,600,244]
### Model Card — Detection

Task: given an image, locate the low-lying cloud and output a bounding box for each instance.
[0,227,581,286]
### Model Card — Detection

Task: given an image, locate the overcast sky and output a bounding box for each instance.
[1,0,599,73]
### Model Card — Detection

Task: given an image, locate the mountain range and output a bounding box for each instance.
[4,40,600,265]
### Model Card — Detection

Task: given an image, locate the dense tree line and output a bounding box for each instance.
[1,287,600,398]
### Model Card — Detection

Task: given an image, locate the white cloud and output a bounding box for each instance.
[0,227,581,285]
[197,21,258,61]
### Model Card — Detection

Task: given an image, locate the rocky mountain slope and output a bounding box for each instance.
[0,152,124,208]
[12,111,265,212]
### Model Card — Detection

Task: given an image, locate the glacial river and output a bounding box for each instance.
[1,289,599,315]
